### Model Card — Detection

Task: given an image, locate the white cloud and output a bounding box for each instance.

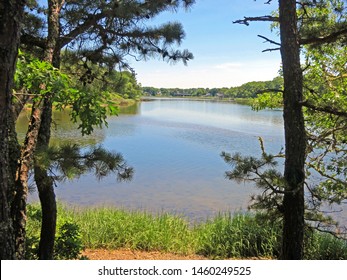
[213,62,243,71]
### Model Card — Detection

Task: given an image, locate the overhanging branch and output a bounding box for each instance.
[59,12,107,48]
[20,33,46,49]
[262,47,281,52]
[258,35,281,46]
[300,28,347,46]
[233,15,279,26]
[256,89,284,95]
[301,100,347,117]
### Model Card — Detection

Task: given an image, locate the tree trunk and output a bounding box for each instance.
[0,0,25,260]
[13,105,43,259]
[11,0,64,259]
[33,0,64,260]
[34,98,56,260]
[279,0,306,259]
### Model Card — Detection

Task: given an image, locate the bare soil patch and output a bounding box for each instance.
[82,248,208,260]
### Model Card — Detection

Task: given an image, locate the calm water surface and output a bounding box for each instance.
[23,98,345,224]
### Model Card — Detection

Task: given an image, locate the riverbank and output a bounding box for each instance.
[26,204,347,260]
[141,96,253,106]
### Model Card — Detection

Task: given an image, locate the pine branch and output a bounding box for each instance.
[301,100,347,117]
[257,34,281,52]
[59,12,107,48]
[20,33,46,49]
[300,27,347,46]
[307,223,347,240]
[262,47,281,53]
[233,15,279,26]
[258,35,281,46]
[255,88,284,95]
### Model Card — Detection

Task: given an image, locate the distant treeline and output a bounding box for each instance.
[142,76,283,99]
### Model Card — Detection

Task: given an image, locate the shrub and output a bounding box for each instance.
[26,204,84,260]
[25,204,42,260]
[54,219,84,260]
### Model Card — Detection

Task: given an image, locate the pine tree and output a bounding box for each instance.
[229,0,347,259]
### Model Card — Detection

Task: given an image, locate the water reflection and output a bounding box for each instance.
[140,99,283,136]
[16,109,105,146]
[118,102,140,115]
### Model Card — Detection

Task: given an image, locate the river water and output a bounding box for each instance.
[20,98,345,224]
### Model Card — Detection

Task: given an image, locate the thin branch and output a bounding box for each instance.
[300,28,347,46]
[258,35,281,46]
[301,100,347,117]
[59,12,107,48]
[233,15,279,26]
[262,47,281,53]
[255,88,284,95]
[307,161,347,190]
[254,170,287,194]
[307,224,347,240]
[13,92,39,96]
[20,33,46,49]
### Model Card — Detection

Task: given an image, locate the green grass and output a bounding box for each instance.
[304,230,347,260]
[27,204,195,255]
[195,213,281,259]
[26,203,347,259]
[71,207,194,254]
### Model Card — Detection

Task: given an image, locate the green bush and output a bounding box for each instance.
[25,205,42,260]
[26,204,84,260]
[54,219,84,260]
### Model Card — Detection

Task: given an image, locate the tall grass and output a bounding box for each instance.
[195,213,281,259]
[304,230,347,260]
[27,204,195,255]
[26,203,347,259]
[71,207,194,254]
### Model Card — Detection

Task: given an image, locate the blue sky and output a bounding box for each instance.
[131,0,281,88]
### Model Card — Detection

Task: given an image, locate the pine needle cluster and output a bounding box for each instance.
[35,144,133,183]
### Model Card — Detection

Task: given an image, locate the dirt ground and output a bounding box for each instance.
[82,248,209,260]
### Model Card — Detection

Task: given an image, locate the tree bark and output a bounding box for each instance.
[13,105,43,259]
[34,97,56,260]
[11,0,64,260]
[0,0,25,260]
[33,0,64,260]
[279,0,306,259]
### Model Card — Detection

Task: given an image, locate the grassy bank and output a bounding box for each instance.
[26,204,347,260]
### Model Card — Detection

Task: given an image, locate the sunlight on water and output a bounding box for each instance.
[141,99,283,136]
